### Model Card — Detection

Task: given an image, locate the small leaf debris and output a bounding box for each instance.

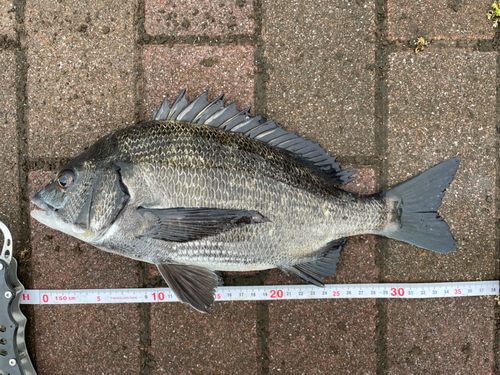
[19,249,29,263]
[487,2,500,28]
[410,37,428,53]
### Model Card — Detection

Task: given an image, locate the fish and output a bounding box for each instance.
[31,89,460,313]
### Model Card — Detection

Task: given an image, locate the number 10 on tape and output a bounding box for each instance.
[19,281,500,305]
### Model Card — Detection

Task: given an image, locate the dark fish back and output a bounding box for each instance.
[113,121,341,198]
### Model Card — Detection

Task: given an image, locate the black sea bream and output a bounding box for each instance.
[31,90,460,312]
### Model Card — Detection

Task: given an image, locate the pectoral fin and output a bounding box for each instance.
[139,207,270,242]
[156,263,219,313]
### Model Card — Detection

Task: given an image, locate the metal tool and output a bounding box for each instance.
[0,222,36,375]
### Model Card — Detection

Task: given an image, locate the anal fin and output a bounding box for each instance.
[282,237,347,286]
[157,264,219,313]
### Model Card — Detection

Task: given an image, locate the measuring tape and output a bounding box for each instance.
[19,281,500,305]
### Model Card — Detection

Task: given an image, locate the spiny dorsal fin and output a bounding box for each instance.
[151,90,355,185]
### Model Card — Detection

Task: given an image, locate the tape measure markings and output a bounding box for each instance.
[18,281,500,305]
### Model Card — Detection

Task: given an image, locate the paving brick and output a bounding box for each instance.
[145,0,253,36]
[388,0,494,40]
[263,0,376,156]
[268,299,377,374]
[342,166,378,195]
[386,299,494,374]
[25,0,137,158]
[0,51,20,245]
[0,0,16,40]
[142,44,255,120]
[29,171,143,374]
[385,51,496,375]
[265,167,378,373]
[150,302,259,374]
[385,51,496,282]
[32,304,142,375]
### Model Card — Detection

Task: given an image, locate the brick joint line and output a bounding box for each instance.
[139,34,256,46]
[11,0,37,366]
[493,30,500,374]
[374,0,391,373]
[251,0,271,373]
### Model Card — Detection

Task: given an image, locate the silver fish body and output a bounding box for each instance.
[31,90,460,312]
[96,122,384,268]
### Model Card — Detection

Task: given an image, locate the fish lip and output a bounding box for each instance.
[31,196,56,214]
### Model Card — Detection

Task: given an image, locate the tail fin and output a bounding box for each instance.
[380,158,460,254]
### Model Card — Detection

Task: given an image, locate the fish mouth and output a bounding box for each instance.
[30,195,86,238]
[31,195,57,216]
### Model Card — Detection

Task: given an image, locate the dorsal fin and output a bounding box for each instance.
[151,90,355,185]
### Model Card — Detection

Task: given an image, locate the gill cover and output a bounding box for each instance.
[58,133,129,238]
[74,166,129,237]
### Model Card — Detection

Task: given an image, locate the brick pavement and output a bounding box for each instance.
[1,0,499,373]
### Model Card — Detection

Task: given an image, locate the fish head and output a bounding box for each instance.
[31,161,99,241]
[30,135,129,243]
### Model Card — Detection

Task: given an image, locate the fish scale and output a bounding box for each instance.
[31,90,460,312]
[114,121,337,197]
[103,162,369,269]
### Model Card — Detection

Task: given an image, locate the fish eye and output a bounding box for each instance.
[57,170,75,189]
